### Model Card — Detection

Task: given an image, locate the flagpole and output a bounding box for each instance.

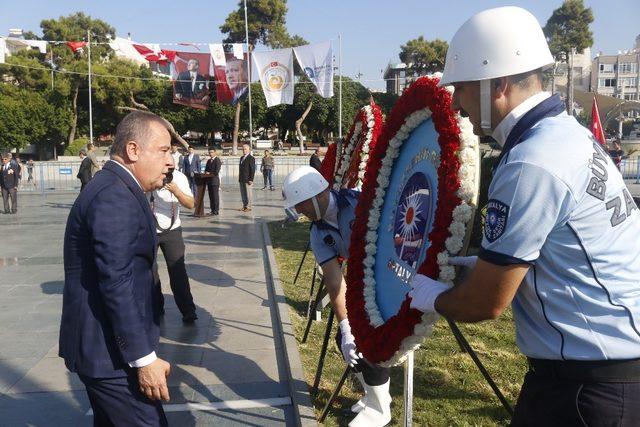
[243,0,253,148]
[338,33,342,141]
[87,30,94,145]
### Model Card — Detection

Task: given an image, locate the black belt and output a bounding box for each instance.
[528,357,640,383]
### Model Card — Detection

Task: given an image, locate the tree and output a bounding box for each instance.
[399,37,448,76]
[40,12,116,145]
[544,0,594,112]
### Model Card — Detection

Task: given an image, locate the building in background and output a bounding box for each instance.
[383,62,411,96]
[591,35,640,103]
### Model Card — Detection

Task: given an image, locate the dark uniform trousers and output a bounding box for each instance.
[206,183,219,214]
[1,187,17,213]
[80,373,168,426]
[511,363,640,426]
[155,227,196,317]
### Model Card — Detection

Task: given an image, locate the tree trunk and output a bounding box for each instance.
[67,83,80,145]
[296,101,313,154]
[232,102,241,156]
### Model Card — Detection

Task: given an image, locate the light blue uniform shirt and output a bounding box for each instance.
[310,190,359,266]
[480,108,640,360]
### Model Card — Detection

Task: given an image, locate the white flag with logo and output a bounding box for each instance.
[253,48,295,107]
[293,41,333,98]
[209,43,226,67]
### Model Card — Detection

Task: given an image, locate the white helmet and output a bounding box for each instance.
[282,166,328,209]
[440,7,553,86]
[439,7,554,131]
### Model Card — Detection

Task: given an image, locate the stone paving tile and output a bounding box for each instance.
[0,190,298,424]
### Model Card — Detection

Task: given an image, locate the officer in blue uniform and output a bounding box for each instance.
[408,7,640,426]
[283,166,392,427]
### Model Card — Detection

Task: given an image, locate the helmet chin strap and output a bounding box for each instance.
[480,79,492,133]
[311,196,322,220]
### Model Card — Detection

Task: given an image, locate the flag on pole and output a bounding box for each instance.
[66,41,88,54]
[212,45,248,105]
[293,41,334,98]
[591,96,606,145]
[253,48,295,107]
[0,38,6,64]
[132,44,175,65]
[209,44,226,67]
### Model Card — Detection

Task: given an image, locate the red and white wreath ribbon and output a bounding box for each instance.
[346,75,479,367]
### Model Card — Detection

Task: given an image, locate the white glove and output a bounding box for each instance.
[408,274,451,314]
[448,255,478,269]
[339,319,362,367]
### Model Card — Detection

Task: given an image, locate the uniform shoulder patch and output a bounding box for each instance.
[484,199,509,243]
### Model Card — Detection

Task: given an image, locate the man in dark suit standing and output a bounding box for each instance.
[238,143,255,212]
[76,150,92,191]
[181,146,201,198]
[205,148,222,215]
[59,111,174,426]
[309,149,322,172]
[1,153,19,214]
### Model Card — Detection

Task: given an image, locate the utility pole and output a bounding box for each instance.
[567,47,575,115]
[87,30,94,144]
[243,0,253,148]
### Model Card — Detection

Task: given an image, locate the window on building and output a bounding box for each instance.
[599,63,615,73]
[624,93,638,100]
[600,78,617,87]
[620,63,638,74]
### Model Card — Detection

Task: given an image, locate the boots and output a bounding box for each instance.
[350,372,367,413]
[348,379,391,427]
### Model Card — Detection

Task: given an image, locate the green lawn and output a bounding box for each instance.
[269,220,527,426]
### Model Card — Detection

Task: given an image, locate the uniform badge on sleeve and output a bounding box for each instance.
[323,234,336,247]
[484,199,509,243]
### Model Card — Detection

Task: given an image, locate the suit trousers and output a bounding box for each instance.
[186,175,197,200]
[1,187,17,213]
[156,227,196,317]
[239,182,252,208]
[79,373,168,427]
[206,183,219,214]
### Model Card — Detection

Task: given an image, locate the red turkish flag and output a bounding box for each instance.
[132,44,176,65]
[66,41,87,53]
[591,96,606,145]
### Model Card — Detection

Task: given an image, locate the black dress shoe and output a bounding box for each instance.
[182,313,198,323]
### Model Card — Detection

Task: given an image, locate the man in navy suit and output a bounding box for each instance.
[59,111,174,426]
[1,153,20,214]
[181,146,201,198]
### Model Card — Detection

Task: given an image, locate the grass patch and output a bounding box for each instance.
[269,220,527,426]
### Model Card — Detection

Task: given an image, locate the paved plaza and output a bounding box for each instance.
[0,187,313,426]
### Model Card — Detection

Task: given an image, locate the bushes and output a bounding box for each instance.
[64,138,89,156]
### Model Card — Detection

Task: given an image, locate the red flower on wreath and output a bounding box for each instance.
[346,76,463,364]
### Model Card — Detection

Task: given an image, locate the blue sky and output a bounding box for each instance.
[0,0,638,90]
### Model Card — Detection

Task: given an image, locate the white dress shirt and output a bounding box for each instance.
[491,92,551,147]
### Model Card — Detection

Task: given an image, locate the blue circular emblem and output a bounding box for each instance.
[304,67,315,79]
[374,118,440,321]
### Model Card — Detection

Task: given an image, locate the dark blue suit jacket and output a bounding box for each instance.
[182,154,201,178]
[59,160,160,378]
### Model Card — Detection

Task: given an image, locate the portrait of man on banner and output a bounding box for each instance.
[213,48,249,105]
[172,51,213,110]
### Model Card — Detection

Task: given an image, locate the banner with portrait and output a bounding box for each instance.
[211,43,249,105]
[293,41,333,98]
[253,48,295,107]
[171,51,214,110]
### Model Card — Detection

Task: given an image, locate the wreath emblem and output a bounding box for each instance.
[346,76,480,366]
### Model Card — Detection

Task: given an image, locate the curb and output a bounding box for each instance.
[262,222,317,427]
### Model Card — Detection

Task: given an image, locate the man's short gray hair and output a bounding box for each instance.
[110,111,172,158]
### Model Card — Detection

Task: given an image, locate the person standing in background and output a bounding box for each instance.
[309,149,322,172]
[181,146,201,198]
[238,143,255,212]
[1,154,19,214]
[86,143,101,178]
[205,148,222,215]
[260,150,275,191]
[171,144,183,172]
[77,150,92,191]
